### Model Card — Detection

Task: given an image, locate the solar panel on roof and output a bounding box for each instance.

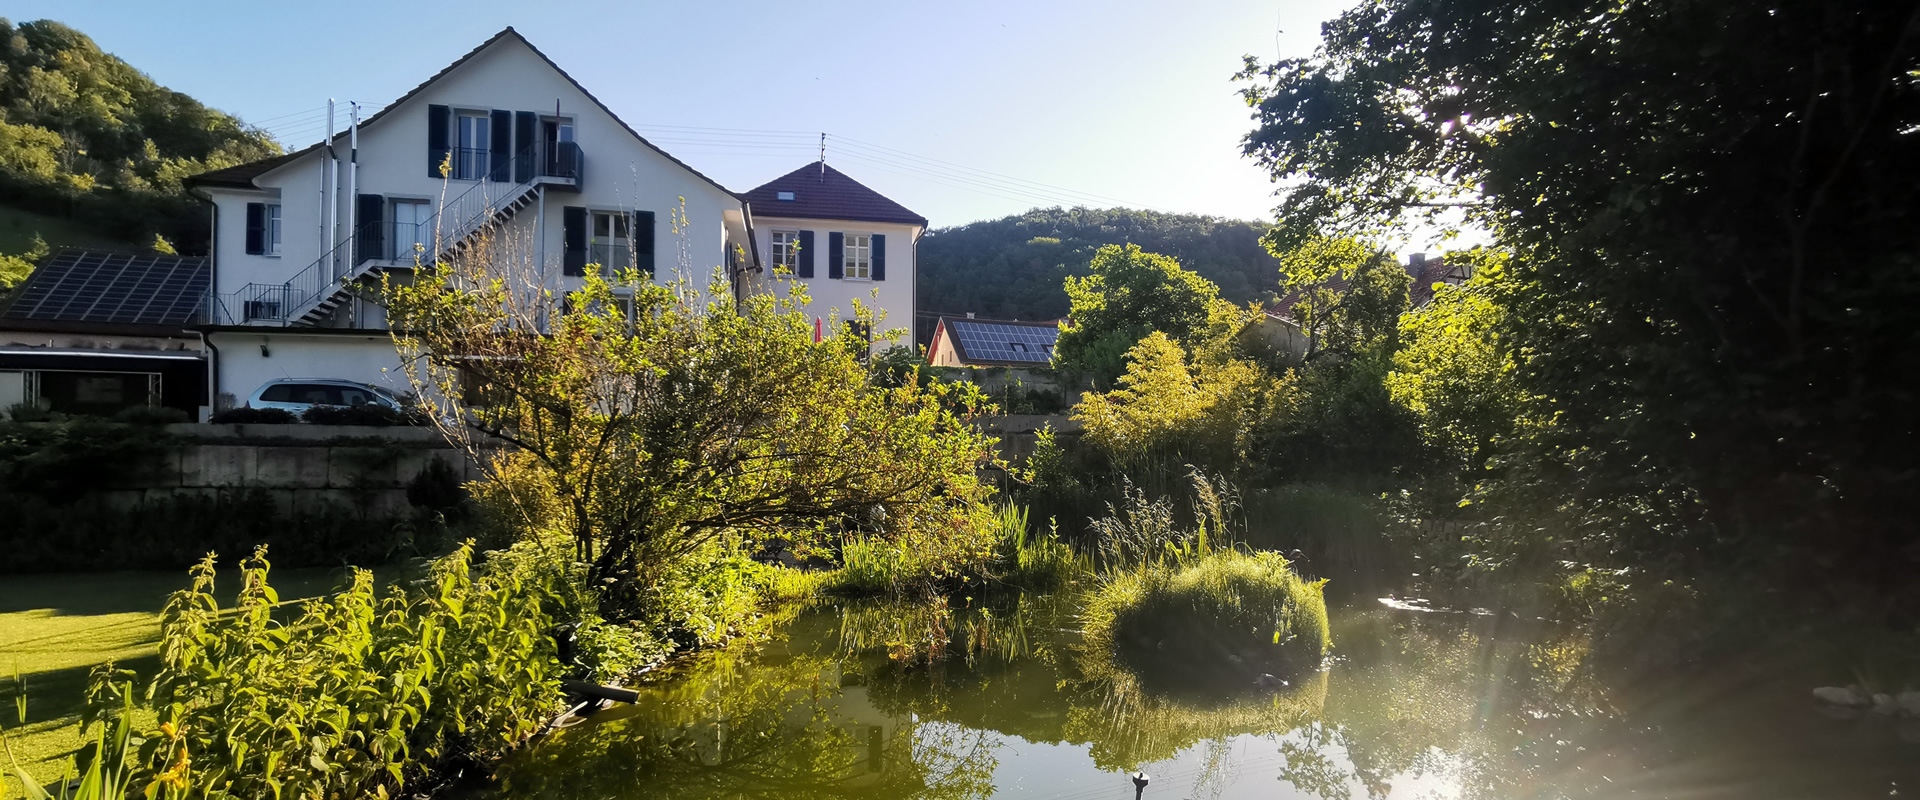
[949,320,1059,365]
[0,249,209,326]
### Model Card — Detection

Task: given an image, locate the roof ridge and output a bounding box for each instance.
[190,27,735,197]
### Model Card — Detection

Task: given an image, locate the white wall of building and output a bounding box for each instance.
[210,331,410,407]
[750,215,921,352]
[207,32,741,324]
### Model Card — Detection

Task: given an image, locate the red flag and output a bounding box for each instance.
[814,317,823,343]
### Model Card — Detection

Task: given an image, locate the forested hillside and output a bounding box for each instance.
[0,18,278,282]
[915,208,1279,340]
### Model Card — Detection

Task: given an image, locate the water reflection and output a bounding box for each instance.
[474,597,1920,799]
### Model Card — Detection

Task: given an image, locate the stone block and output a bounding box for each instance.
[256,446,331,488]
[328,447,399,489]
[179,445,256,488]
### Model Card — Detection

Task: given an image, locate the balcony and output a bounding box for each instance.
[444,143,582,190]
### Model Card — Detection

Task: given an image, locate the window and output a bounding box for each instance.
[590,211,632,274]
[265,203,282,255]
[392,199,431,260]
[776,191,796,201]
[771,230,799,273]
[843,233,871,280]
[455,111,490,180]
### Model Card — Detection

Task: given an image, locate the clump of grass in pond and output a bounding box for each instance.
[1065,666,1330,770]
[1083,549,1330,697]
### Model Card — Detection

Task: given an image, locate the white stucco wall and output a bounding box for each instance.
[751,215,921,352]
[210,331,410,408]
[207,32,741,324]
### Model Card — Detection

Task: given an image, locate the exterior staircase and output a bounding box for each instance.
[220,143,581,326]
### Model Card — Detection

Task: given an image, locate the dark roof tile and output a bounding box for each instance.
[743,162,928,226]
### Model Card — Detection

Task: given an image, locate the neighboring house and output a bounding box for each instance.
[0,249,209,418]
[737,163,926,349]
[926,316,1060,368]
[1248,253,1469,363]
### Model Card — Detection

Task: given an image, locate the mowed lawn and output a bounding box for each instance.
[1,567,368,796]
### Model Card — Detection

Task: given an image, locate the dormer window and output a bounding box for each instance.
[776,191,796,201]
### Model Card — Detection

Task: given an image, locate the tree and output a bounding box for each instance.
[1237,0,1920,610]
[385,221,1001,617]
[1054,244,1239,384]
[0,19,279,252]
[1275,237,1410,362]
[1074,331,1286,470]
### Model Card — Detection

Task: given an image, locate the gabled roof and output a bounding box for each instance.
[932,317,1060,367]
[0,249,208,328]
[742,162,929,226]
[189,27,733,197]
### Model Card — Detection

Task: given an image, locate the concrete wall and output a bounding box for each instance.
[104,425,485,519]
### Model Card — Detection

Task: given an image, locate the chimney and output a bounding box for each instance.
[966,312,975,319]
[1405,252,1425,280]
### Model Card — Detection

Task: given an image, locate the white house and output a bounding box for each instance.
[183,27,921,413]
[737,163,926,350]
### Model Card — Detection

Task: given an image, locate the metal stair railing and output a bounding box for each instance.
[218,144,553,325]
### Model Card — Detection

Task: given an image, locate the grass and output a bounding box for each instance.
[1082,550,1330,698]
[0,568,364,797]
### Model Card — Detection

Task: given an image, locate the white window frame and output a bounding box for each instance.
[265,203,282,256]
[590,210,632,275]
[842,233,871,280]
[770,230,799,273]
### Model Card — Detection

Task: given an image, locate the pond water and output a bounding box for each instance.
[474,593,1920,799]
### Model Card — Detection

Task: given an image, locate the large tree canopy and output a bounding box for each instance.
[1239,0,1920,605]
[1054,244,1239,385]
[0,19,278,254]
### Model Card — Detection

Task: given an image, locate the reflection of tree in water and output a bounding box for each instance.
[480,622,1000,800]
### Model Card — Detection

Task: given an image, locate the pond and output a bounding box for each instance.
[472,593,1920,799]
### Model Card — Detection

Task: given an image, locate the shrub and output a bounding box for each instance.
[1083,550,1329,695]
[109,406,190,425]
[406,456,468,518]
[301,403,422,426]
[208,407,296,424]
[132,543,565,798]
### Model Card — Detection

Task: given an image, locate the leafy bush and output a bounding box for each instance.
[109,406,190,425]
[301,403,423,426]
[406,456,468,518]
[0,418,172,503]
[130,543,564,798]
[1083,550,1328,694]
[207,407,296,424]
[1075,332,1287,471]
[0,488,417,574]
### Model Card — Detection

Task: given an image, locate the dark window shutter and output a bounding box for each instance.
[513,111,536,182]
[489,110,512,181]
[633,210,656,278]
[244,202,265,255]
[827,232,844,280]
[797,230,815,278]
[872,234,887,281]
[356,194,384,264]
[562,206,587,276]
[427,104,450,178]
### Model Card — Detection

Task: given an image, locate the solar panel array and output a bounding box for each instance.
[1,250,209,325]
[949,319,1058,365]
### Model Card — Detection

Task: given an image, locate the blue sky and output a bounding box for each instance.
[14,0,1353,229]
